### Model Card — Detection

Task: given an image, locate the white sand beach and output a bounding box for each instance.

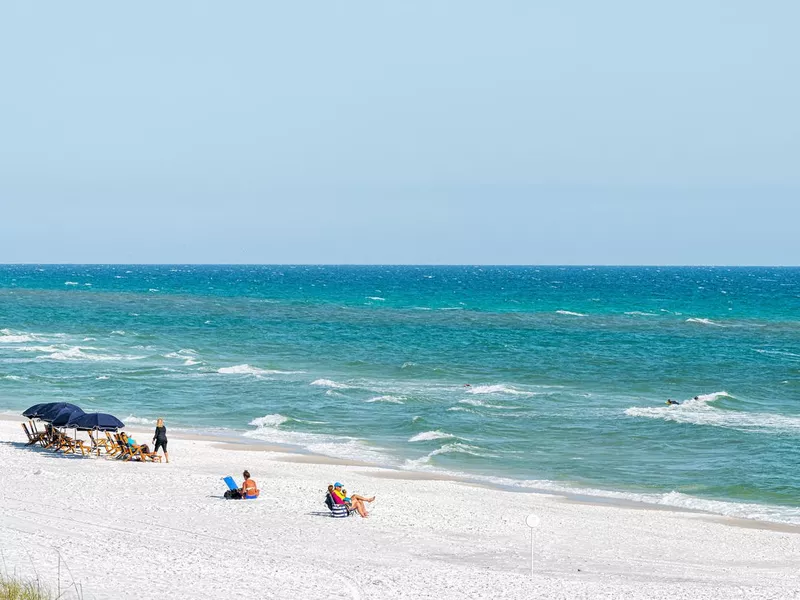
[1,417,798,600]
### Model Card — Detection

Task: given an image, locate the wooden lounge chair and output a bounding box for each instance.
[53,431,90,456]
[21,423,46,446]
[88,431,115,456]
[118,433,162,463]
[105,431,123,457]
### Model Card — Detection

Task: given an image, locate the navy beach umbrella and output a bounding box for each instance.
[69,412,125,431]
[51,406,86,427]
[22,403,47,418]
[39,403,83,423]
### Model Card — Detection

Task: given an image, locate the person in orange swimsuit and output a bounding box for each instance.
[240,470,259,499]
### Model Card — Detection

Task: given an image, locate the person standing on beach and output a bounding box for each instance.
[152,418,169,463]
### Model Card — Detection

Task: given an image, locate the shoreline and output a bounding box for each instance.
[4,412,797,535]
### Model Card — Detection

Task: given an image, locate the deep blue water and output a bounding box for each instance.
[1,265,798,522]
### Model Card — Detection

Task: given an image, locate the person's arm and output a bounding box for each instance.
[152,427,157,444]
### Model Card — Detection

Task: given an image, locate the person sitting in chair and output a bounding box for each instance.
[121,432,151,455]
[331,482,374,517]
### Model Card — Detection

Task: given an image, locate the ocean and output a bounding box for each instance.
[1,265,798,523]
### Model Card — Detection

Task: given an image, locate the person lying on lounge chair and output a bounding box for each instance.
[122,433,151,455]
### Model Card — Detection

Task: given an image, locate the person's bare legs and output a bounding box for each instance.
[351,494,375,503]
[164,451,169,463]
[350,499,369,517]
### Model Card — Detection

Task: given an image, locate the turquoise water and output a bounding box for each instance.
[1,265,799,522]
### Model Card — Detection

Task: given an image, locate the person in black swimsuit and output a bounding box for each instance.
[152,418,169,463]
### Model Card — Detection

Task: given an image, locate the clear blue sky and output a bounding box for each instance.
[1,1,798,265]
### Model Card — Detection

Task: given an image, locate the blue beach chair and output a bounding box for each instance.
[325,492,351,518]
[222,476,241,499]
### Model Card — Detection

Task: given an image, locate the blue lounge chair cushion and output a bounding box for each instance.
[223,476,238,491]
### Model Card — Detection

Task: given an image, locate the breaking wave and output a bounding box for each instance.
[311,379,353,390]
[458,398,520,409]
[685,317,725,327]
[408,430,457,442]
[366,395,405,404]
[466,384,535,397]
[405,442,498,468]
[556,310,586,317]
[25,345,145,362]
[124,415,156,425]
[249,414,290,428]
[624,392,800,433]
[218,364,302,376]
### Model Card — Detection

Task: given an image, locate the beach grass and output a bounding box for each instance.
[0,575,51,600]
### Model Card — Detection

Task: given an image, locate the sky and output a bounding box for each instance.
[1,1,798,265]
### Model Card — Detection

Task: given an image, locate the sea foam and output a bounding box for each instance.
[366,395,405,404]
[408,430,457,442]
[556,310,587,317]
[218,364,300,376]
[249,414,290,428]
[624,391,800,433]
[310,379,353,389]
[124,415,156,425]
[685,317,725,327]
[458,398,520,409]
[466,384,535,397]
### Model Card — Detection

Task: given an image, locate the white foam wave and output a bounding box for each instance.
[755,349,800,360]
[217,364,299,376]
[406,443,498,467]
[249,414,289,428]
[148,288,159,292]
[124,415,156,425]
[27,345,144,362]
[479,478,800,525]
[466,384,535,397]
[366,395,405,404]
[244,424,393,464]
[685,317,725,327]
[325,390,345,397]
[446,406,478,413]
[2,375,24,381]
[624,391,800,433]
[110,330,126,335]
[310,378,353,389]
[556,310,586,317]
[0,334,36,343]
[367,296,385,301]
[64,281,78,286]
[624,311,658,316]
[96,375,110,380]
[458,398,520,409]
[409,430,456,442]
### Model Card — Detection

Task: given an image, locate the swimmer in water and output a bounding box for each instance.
[666,399,680,406]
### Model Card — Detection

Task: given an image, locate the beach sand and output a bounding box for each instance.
[1,417,798,599]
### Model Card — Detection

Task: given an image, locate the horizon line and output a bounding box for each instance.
[1,263,799,268]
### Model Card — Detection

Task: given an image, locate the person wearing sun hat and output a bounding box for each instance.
[332,482,346,503]
[331,481,375,517]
